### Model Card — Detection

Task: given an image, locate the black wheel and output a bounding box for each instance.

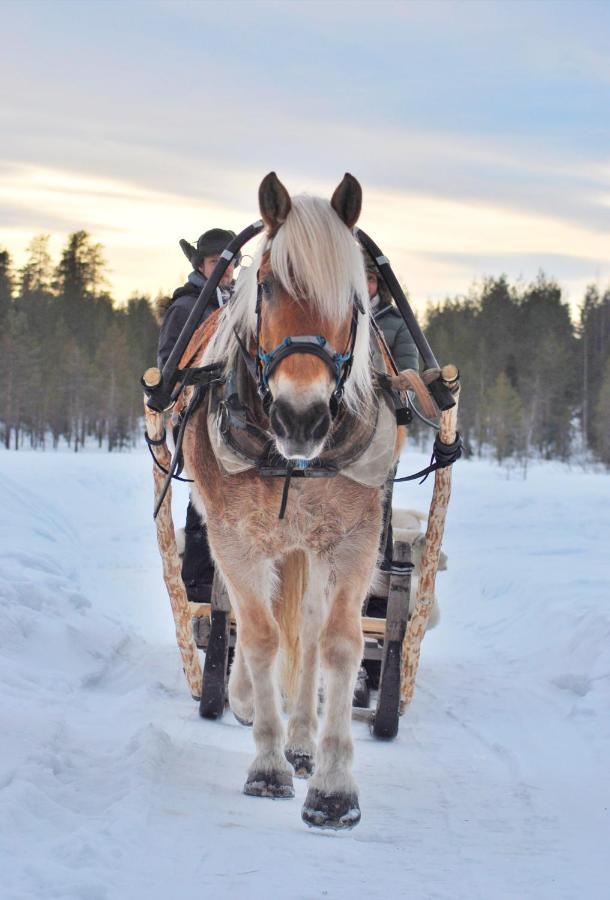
[371,541,412,740]
[371,641,401,739]
[199,609,229,719]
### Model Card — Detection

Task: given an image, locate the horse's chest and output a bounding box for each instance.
[228,477,380,555]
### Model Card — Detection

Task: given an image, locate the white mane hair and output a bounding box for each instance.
[203,194,373,412]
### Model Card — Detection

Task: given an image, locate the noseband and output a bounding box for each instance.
[254,279,364,417]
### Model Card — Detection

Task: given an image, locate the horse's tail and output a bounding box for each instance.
[275,550,308,705]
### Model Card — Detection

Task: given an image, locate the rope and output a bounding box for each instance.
[394,432,463,484]
[153,386,204,519]
[145,430,194,483]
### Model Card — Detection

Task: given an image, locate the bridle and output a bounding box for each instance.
[253,278,365,417]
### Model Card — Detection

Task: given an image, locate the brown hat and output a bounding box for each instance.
[179,228,241,270]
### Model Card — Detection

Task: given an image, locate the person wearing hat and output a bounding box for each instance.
[157,228,240,368]
[365,259,419,373]
[158,228,239,604]
[365,258,420,620]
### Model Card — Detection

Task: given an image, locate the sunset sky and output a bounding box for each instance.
[1,0,609,314]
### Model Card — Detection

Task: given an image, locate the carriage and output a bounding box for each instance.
[142,172,460,829]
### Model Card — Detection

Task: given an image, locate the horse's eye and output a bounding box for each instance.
[261,277,274,296]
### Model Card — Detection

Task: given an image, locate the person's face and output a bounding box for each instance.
[367,271,378,300]
[199,255,235,287]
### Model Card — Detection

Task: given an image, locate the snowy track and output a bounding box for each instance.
[1,448,608,899]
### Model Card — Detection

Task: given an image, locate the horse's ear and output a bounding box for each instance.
[259,172,292,234]
[331,173,362,229]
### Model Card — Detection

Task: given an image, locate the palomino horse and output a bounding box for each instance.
[183,172,404,830]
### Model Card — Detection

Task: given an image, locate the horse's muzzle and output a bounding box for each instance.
[270,398,331,459]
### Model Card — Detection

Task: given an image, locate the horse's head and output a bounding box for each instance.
[256,172,370,460]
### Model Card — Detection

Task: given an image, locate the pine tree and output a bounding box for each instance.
[54,230,107,300]
[517,274,577,459]
[0,248,14,325]
[579,286,610,460]
[484,372,525,462]
[593,359,610,466]
[20,235,53,299]
[0,308,38,449]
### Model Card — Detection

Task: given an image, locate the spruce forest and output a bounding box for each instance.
[0,232,609,466]
[0,233,158,452]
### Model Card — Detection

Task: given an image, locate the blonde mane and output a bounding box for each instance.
[203,195,373,412]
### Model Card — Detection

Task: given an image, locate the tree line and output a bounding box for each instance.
[0,233,608,466]
[423,274,610,466]
[0,233,158,451]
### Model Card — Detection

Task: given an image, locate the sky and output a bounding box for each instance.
[1,0,609,314]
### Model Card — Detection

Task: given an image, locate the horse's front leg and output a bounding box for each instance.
[285,555,331,778]
[302,547,376,830]
[223,560,295,799]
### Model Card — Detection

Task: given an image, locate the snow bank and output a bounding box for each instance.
[1,448,608,899]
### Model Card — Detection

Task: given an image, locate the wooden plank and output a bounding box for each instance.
[190,602,387,638]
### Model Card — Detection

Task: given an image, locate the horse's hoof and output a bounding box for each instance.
[301,788,361,830]
[244,770,295,799]
[285,748,315,778]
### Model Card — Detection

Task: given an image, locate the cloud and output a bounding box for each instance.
[0,165,248,299]
[1,162,607,313]
[1,1,608,309]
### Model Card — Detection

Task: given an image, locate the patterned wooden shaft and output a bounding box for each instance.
[400,368,460,712]
[144,401,203,699]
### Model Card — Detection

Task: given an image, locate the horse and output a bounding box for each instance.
[182,172,405,830]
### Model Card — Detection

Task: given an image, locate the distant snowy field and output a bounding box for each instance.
[1,446,608,900]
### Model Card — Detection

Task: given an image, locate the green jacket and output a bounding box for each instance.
[374,302,419,372]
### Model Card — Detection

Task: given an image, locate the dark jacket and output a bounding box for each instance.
[374,300,419,372]
[157,271,224,369]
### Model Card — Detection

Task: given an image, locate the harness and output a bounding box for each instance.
[208,333,398,480]
[146,325,401,519]
[143,219,462,519]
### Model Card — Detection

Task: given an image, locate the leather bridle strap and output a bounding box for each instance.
[254,281,361,413]
[258,335,353,390]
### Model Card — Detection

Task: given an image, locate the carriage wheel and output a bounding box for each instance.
[199,574,231,719]
[371,541,412,740]
[199,609,229,718]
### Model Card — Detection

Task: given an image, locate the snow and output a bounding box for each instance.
[1,447,608,900]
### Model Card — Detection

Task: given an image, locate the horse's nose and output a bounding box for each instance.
[270,399,331,456]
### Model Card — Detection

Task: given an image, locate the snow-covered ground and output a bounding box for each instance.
[1,446,608,900]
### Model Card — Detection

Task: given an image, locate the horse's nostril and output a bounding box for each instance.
[311,408,331,442]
